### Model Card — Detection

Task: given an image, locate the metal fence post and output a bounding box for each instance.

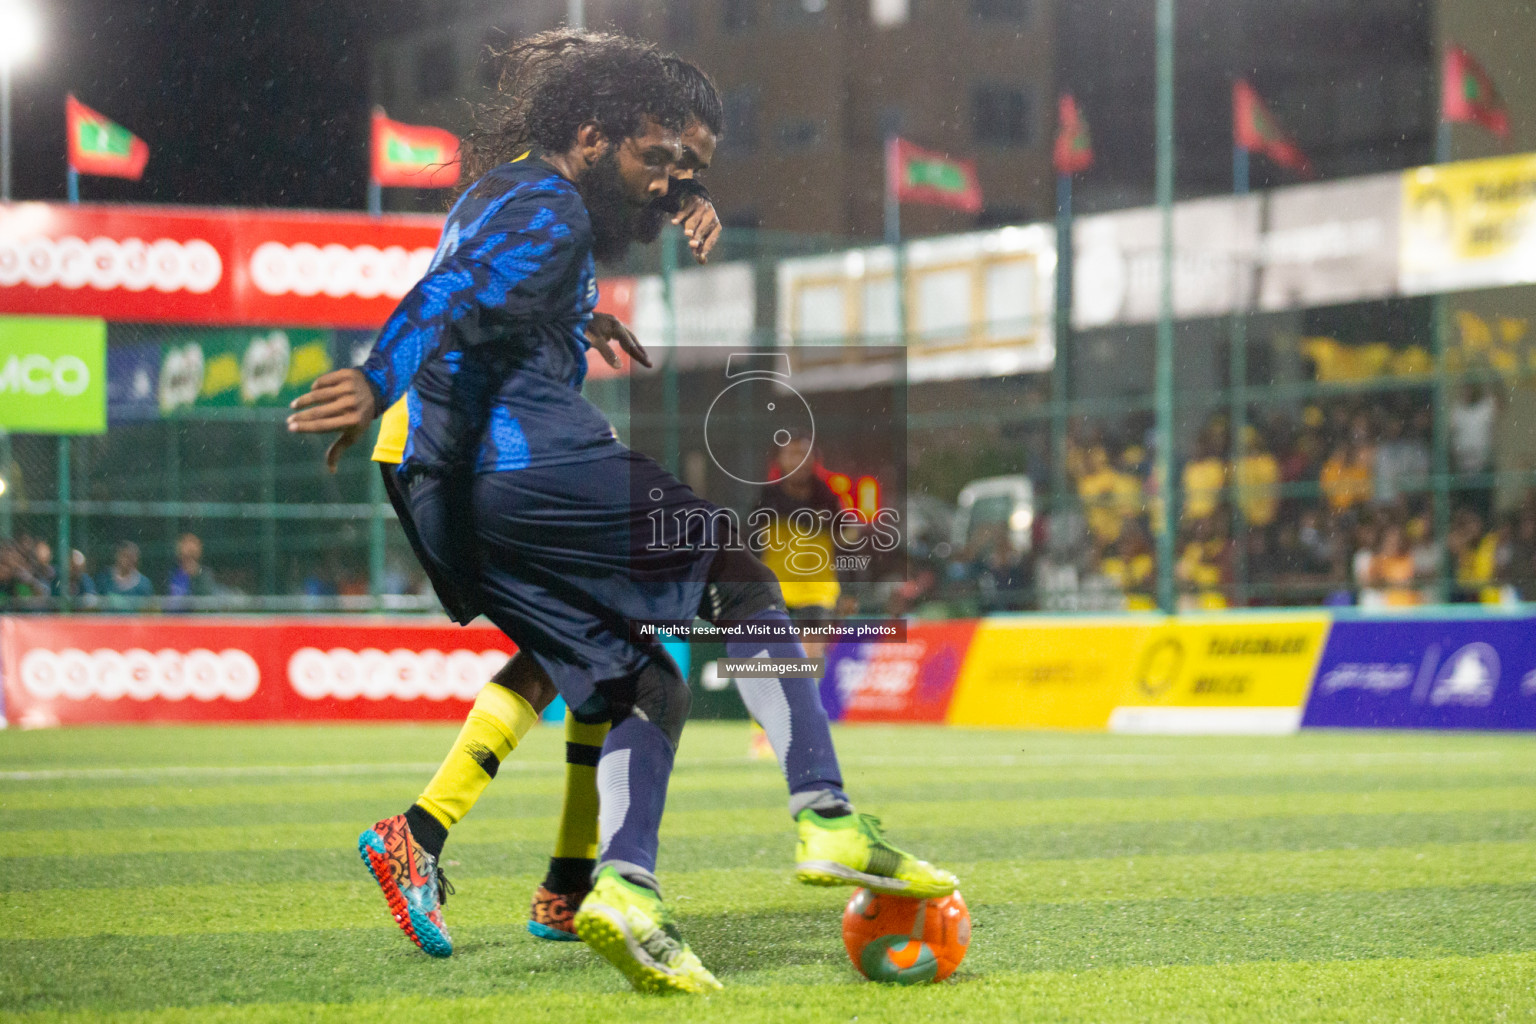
[369,448,386,610]
[1431,295,1451,603]
[56,436,70,611]
[1154,0,1178,612]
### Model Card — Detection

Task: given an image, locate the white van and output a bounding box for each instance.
[953,475,1035,556]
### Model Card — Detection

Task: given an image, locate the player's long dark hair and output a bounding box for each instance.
[661,55,723,139]
[458,29,691,192]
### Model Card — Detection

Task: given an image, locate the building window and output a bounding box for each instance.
[723,0,757,34]
[776,118,824,150]
[971,0,1028,20]
[415,39,457,101]
[972,84,1033,147]
[724,88,761,153]
[778,0,827,24]
[870,0,910,28]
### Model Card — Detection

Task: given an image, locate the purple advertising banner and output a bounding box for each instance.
[1302,616,1536,730]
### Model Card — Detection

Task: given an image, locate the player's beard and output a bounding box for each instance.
[576,147,651,265]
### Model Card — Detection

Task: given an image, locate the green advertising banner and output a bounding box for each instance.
[157,328,334,416]
[0,316,108,435]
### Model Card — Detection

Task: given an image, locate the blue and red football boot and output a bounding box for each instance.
[358,813,454,957]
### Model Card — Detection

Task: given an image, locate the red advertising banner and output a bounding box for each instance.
[0,202,445,329]
[0,616,515,728]
[820,619,978,723]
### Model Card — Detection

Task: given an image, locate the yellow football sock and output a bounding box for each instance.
[416,683,538,830]
[551,710,610,861]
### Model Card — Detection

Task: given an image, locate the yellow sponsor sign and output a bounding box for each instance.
[1117,614,1330,709]
[946,614,1330,730]
[1401,153,1536,295]
[946,618,1155,729]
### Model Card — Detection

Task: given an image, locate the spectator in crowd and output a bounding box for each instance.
[1451,383,1498,519]
[166,532,217,609]
[99,542,154,603]
[1176,514,1232,610]
[0,541,47,602]
[1320,441,1372,516]
[1451,384,1496,478]
[1373,412,1430,506]
[53,549,99,605]
[1361,523,1422,608]
[1235,425,1281,530]
[1449,507,1503,603]
[1181,434,1226,524]
[1099,524,1156,610]
[1077,445,1138,546]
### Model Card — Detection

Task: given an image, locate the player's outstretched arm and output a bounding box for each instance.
[675,194,721,264]
[586,313,651,369]
[286,369,375,472]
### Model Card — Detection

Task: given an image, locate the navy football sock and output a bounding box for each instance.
[727,607,850,817]
[594,713,675,887]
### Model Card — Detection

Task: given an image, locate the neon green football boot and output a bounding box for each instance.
[574,867,723,995]
[795,809,958,898]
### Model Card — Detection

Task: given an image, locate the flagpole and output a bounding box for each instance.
[59,133,78,612]
[1431,66,1452,600]
[1,59,10,201]
[884,135,907,346]
[1229,139,1250,606]
[1051,170,1072,514]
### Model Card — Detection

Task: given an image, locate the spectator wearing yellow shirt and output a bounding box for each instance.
[1176,517,1231,610]
[1182,438,1227,523]
[1235,425,1281,529]
[1100,526,1157,611]
[1077,446,1139,546]
[1363,524,1423,608]
[1320,443,1372,516]
[1449,507,1506,603]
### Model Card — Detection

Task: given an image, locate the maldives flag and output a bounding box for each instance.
[1442,44,1510,139]
[371,109,461,188]
[66,95,150,181]
[1053,94,1094,176]
[886,137,983,214]
[1233,80,1313,177]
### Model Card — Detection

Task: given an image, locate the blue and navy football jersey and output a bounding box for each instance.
[360,155,621,475]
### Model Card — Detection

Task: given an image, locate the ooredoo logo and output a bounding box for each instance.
[247,242,433,300]
[0,236,222,294]
[287,647,508,701]
[19,647,260,702]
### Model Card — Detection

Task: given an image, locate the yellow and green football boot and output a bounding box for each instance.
[794,810,958,898]
[574,867,723,995]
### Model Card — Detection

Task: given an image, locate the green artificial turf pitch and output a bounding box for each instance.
[1,722,1533,1022]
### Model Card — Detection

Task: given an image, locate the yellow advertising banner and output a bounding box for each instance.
[1400,153,1536,295]
[946,618,1156,729]
[946,614,1330,730]
[1116,614,1330,709]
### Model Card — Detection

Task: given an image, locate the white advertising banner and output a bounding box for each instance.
[1073,195,1262,330]
[1259,173,1401,310]
[777,225,1055,383]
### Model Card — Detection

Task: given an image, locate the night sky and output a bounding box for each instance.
[11,1,422,210]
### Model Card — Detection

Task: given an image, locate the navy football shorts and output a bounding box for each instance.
[397,448,727,709]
